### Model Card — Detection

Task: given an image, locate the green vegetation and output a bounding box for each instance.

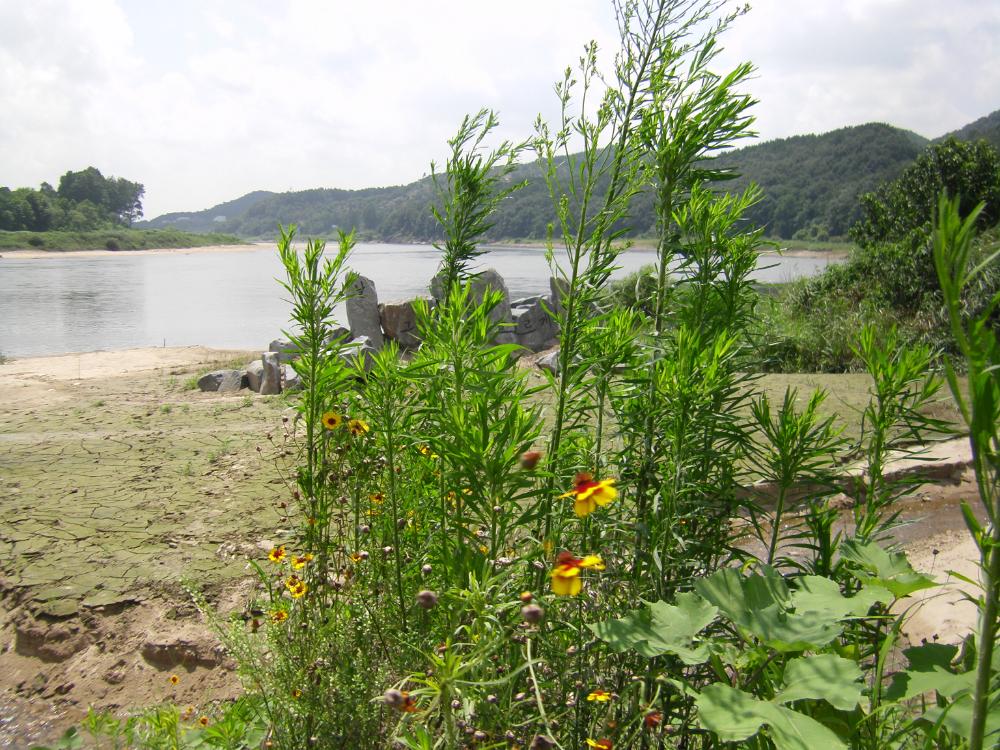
[756,137,1000,372]
[0,166,144,231]
[53,2,1000,749]
[29,1,1000,747]
[0,228,243,252]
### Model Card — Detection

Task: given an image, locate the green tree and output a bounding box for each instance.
[851,137,1000,251]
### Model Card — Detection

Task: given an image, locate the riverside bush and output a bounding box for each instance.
[58,2,999,749]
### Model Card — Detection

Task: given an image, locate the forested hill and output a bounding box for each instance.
[709,123,929,239]
[937,109,1000,151]
[142,110,1000,241]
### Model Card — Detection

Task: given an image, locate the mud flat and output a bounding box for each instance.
[0,347,295,746]
[0,348,985,746]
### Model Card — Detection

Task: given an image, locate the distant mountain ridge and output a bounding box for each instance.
[140,109,1000,241]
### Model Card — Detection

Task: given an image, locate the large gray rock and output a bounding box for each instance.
[340,335,377,372]
[268,339,298,363]
[512,298,558,352]
[281,364,301,391]
[549,276,569,317]
[327,325,352,345]
[245,359,265,392]
[260,353,282,395]
[380,298,428,350]
[346,276,383,349]
[197,369,246,393]
[536,349,560,376]
[470,269,514,344]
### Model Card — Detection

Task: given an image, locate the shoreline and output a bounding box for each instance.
[2,240,848,261]
[0,242,271,260]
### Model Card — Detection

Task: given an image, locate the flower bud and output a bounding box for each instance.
[520,450,542,470]
[521,604,544,624]
[421,563,432,575]
[416,590,438,609]
[519,590,533,603]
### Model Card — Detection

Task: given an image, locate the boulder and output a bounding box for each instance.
[512,298,558,352]
[549,276,569,317]
[245,359,265,392]
[281,364,301,391]
[380,298,429,350]
[268,339,298,363]
[260,353,282,395]
[327,325,352,345]
[431,268,515,344]
[341,335,377,372]
[470,269,515,344]
[197,370,246,393]
[346,275,383,349]
[536,349,560,376]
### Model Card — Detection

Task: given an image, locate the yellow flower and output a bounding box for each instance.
[270,609,288,623]
[291,553,313,570]
[587,689,612,702]
[291,688,302,699]
[418,444,439,459]
[267,545,286,564]
[549,551,604,596]
[285,576,308,598]
[369,492,384,504]
[198,716,209,727]
[321,411,343,430]
[586,740,613,750]
[348,418,369,436]
[561,473,617,518]
[169,674,180,685]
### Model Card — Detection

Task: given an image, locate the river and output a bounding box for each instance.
[0,243,839,357]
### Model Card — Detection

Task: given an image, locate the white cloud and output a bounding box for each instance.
[0,0,997,217]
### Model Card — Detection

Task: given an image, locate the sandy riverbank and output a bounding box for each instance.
[0,242,271,260]
[0,347,983,746]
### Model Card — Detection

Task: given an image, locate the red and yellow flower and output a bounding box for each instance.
[549,551,605,596]
[348,418,370,436]
[586,740,613,749]
[561,473,617,518]
[267,545,287,564]
[285,575,308,599]
[291,553,313,570]
[587,689,612,702]
[270,609,288,623]
[321,411,343,430]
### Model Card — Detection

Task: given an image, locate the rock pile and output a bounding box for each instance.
[197,269,563,393]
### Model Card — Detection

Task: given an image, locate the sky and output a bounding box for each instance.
[1,0,998,219]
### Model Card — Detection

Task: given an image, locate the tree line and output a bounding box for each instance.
[0,167,144,232]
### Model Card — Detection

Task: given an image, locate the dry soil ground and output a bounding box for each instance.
[0,348,986,748]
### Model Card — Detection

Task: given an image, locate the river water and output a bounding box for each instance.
[0,243,838,357]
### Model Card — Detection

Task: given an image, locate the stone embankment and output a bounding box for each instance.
[197,269,563,393]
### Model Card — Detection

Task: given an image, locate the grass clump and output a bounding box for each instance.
[0,228,244,252]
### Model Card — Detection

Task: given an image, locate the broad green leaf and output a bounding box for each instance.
[588,593,717,664]
[695,569,841,651]
[697,683,847,750]
[840,541,937,598]
[776,654,864,710]
[921,693,1000,742]
[885,643,975,702]
[791,575,890,619]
